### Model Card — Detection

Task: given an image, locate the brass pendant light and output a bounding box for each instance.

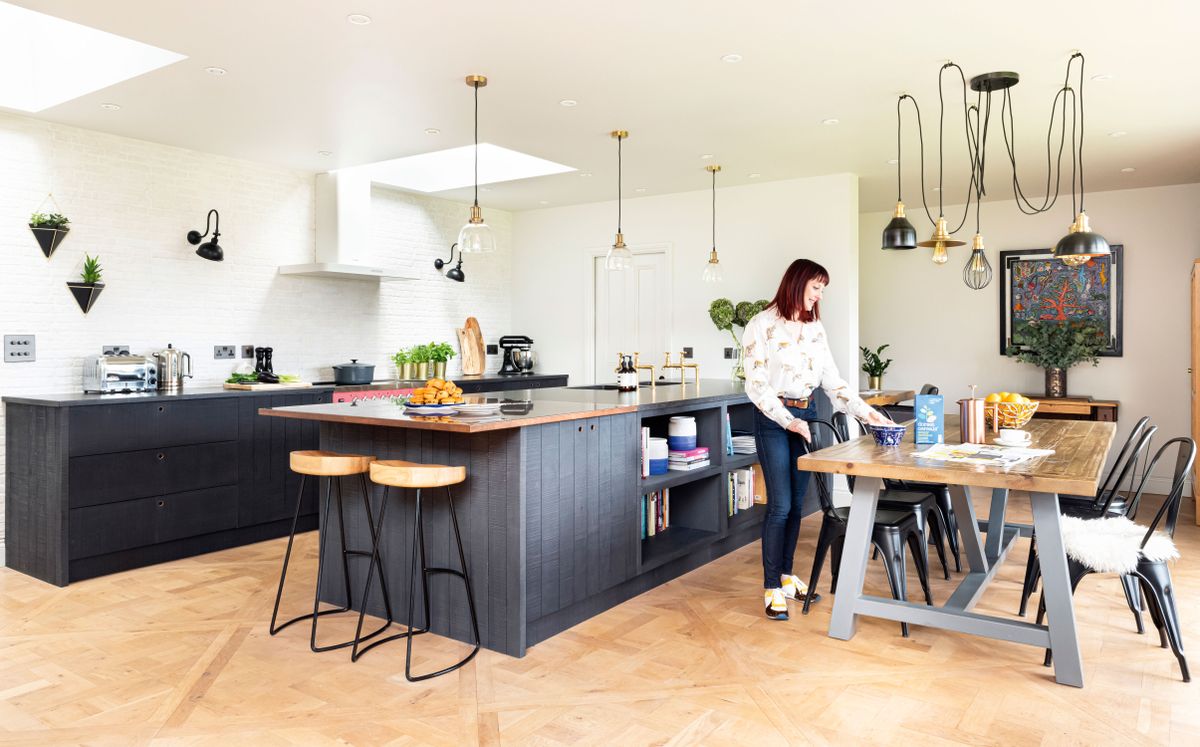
[916,65,967,264]
[457,75,495,254]
[604,130,633,271]
[702,164,723,283]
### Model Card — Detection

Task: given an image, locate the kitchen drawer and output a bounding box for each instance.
[69,441,238,508]
[69,399,239,455]
[69,486,239,560]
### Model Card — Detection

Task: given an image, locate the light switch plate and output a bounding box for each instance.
[241,345,255,358]
[724,347,734,359]
[214,345,236,359]
[486,343,498,355]
[4,335,35,362]
[683,347,694,358]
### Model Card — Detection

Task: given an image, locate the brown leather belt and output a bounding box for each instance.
[779,396,810,409]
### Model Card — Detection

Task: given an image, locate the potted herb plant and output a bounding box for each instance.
[709,297,769,380]
[860,344,892,391]
[1007,320,1104,398]
[30,212,71,258]
[428,341,456,380]
[67,253,104,313]
[409,343,431,380]
[392,347,415,380]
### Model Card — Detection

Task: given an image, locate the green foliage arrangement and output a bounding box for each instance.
[709,298,770,347]
[860,344,892,377]
[1007,321,1105,370]
[81,254,103,284]
[428,341,456,363]
[30,212,70,229]
[409,344,431,364]
[391,348,411,367]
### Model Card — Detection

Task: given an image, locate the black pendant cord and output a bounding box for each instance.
[941,62,977,235]
[472,83,480,209]
[898,94,935,225]
[1075,53,1087,214]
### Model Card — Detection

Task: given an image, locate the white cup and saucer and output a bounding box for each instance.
[995,428,1032,447]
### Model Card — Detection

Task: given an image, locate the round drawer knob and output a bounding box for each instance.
[157,453,166,461]
[157,500,165,508]
[158,405,165,413]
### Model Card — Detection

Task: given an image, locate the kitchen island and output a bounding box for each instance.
[261,380,832,657]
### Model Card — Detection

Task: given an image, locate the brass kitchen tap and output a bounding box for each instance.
[632,352,655,387]
[613,351,625,373]
[662,351,699,383]
[661,351,682,381]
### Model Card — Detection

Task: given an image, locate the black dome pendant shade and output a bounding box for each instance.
[1054,212,1110,266]
[187,209,224,261]
[882,203,918,250]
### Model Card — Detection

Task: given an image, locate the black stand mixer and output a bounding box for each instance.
[498,335,535,375]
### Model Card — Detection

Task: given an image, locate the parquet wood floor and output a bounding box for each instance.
[1,494,1196,746]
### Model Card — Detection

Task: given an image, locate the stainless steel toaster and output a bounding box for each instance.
[82,355,158,393]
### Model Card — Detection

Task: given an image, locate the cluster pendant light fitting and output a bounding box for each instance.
[702,164,723,283]
[457,75,495,254]
[605,130,633,271]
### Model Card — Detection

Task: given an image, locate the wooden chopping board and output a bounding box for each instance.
[223,381,314,391]
[457,316,485,375]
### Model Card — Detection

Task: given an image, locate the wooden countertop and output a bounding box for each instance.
[796,414,1116,496]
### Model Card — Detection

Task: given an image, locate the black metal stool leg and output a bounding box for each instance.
[270,474,308,635]
[352,485,426,662]
[309,477,352,652]
[360,473,395,625]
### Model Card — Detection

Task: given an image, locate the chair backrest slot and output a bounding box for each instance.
[1133,437,1196,546]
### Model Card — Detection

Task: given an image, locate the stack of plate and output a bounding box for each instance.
[405,403,459,415]
[454,402,502,417]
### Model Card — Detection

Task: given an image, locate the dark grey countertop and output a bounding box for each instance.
[2,384,337,407]
[323,372,568,388]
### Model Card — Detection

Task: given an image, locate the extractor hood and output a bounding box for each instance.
[278,169,413,281]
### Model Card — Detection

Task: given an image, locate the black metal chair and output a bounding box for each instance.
[801,419,934,638]
[1018,418,1156,623]
[1036,436,1195,682]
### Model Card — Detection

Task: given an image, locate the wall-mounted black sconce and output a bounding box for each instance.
[187,209,224,262]
[433,242,465,282]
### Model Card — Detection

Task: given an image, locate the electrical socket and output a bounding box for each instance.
[486,343,498,355]
[683,347,694,359]
[214,345,236,359]
[241,345,255,359]
[102,345,130,356]
[723,347,734,359]
[4,334,35,362]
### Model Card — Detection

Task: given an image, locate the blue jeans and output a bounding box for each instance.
[754,402,815,589]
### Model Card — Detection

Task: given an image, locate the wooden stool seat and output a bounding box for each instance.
[370,460,466,489]
[290,450,375,477]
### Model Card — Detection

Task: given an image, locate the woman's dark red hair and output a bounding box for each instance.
[768,258,830,323]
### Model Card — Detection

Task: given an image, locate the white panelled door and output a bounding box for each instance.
[593,251,669,384]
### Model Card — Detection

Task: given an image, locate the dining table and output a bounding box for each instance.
[796,414,1116,687]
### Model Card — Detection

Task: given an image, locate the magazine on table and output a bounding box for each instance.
[914,442,1054,467]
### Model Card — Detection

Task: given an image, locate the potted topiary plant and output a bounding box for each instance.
[67,253,104,313]
[860,344,892,391]
[428,341,456,380]
[1007,320,1104,398]
[392,347,414,380]
[709,297,769,380]
[30,212,71,258]
[409,343,431,380]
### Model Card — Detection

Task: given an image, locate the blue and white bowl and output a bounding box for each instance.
[867,422,907,447]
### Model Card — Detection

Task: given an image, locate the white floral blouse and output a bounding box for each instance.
[740,308,876,429]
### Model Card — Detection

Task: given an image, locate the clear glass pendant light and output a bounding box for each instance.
[458,75,495,253]
[702,164,723,283]
[604,130,633,271]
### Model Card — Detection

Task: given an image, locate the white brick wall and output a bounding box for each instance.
[0,111,513,564]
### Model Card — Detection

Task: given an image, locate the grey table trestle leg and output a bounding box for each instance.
[826,481,1084,687]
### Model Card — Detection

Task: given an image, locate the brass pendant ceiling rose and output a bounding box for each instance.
[611,130,628,139]
[969,71,1020,92]
[917,216,966,248]
[465,75,487,88]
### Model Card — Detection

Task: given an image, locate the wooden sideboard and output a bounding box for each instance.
[1021,395,1119,422]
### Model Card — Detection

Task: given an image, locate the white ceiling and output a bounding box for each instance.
[9,0,1200,214]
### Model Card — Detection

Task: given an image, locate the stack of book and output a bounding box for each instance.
[641,489,670,538]
[668,446,710,471]
[731,435,756,455]
[727,468,757,516]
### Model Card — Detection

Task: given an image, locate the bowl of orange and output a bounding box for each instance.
[983,392,1039,429]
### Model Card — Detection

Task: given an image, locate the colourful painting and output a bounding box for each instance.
[999,246,1123,357]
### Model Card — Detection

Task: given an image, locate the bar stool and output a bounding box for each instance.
[350,460,480,681]
[270,450,393,652]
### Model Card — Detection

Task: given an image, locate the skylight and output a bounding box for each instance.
[361,143,575,193]
[0,2,186,113]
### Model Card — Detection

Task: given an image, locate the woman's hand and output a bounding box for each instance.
[864,409,894,426]
[786,419,812,442]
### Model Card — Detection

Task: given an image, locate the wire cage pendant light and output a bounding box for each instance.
[604,130,633,271]
[702,164,723,283]
[457,75,496,254]
[962,233,992,289]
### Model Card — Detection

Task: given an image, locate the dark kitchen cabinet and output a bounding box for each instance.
[4,388,332,586]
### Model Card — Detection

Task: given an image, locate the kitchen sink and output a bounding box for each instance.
[568,382,682,390]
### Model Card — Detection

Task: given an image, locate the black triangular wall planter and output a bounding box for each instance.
[30,225,69,258]
[66,282,104,314]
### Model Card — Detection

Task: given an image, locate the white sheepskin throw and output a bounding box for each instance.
[1058,515,1179,574]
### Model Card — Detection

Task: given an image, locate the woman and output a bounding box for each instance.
[742,258,891,620]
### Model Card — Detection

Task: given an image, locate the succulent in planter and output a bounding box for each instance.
[66,253,105,313]
[1007,320,1104,398]
[860,344,892,390]
[29,211,71,258]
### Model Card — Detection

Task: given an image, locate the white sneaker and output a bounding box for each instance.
[764,588,789,620]
[780,574,809,600]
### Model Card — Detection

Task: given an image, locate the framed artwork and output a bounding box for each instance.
[998,245,1123,357]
